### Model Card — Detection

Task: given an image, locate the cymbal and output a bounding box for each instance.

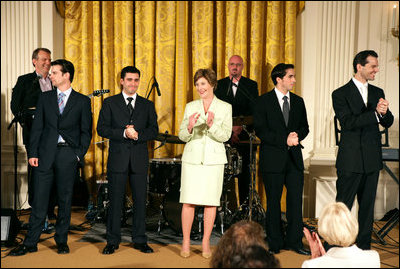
[239,139,261,145]
[232,116,253,126]
[155,133,185,144]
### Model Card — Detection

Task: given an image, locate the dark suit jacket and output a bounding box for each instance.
[332,79,394,173]
[11,72,44,145]
[215,76,258,141]
[97,94,158,174]
[215,76,258,117]
[254,90,309,173]
[28,89,92,170]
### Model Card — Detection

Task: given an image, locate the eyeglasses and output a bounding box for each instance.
[229,63,242,67]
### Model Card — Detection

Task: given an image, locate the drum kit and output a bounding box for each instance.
[87,115,265,235]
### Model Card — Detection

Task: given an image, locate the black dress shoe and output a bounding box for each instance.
[102,244,119,255]
[268,248,280,255]
[9,245,38,256]
[47,212,57,220]
[133,243,153,253]
[57,243,70,254]
[285,247,311,255]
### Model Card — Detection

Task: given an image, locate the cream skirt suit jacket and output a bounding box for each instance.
[178,96,232,206]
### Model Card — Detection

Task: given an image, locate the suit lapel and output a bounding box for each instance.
[366,84,377,110]
[116,93,131,118]
[131,95,142,122]
[348,80,367,111]
[61,89,76,117]
[50,90,60,115]
[287,92,295,128]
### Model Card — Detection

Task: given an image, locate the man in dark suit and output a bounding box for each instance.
[254,63,310,255]
[10,48,57,219]
[10,59,92,256]
[332,50,394,250]
[214,55,259,207]
[97,66,158,255]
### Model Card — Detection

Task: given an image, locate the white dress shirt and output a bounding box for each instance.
[274,88,290,112]
[122,92,138,139]
[232,82,238,97]
[352,77,368,105]
[352,77,381,122]
[57,87,72,143]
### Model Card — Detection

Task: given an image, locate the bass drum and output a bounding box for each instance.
[148,158,181,194]
[163,174,201,236]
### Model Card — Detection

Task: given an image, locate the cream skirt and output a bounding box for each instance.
[179,162,224,206]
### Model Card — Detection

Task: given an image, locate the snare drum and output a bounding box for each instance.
[148,158,182,194]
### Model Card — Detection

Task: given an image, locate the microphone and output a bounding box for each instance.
[153,78,161,96]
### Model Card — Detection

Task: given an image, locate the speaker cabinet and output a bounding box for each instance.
[1,208,20,247]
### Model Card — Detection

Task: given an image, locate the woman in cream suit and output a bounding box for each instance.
[302,202,380,268]
[178,68,232,259]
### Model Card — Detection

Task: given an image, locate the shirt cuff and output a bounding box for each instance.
[375,111,381,123]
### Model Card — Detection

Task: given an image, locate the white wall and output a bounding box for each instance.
[298,1,399,219]
[1,1,64,209]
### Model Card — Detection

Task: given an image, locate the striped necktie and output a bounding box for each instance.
[58,92,65,114]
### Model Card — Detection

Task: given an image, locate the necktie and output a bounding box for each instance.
[361,85,368,105]
[283,96,289,126]
[58,92,65,114]
[127,97,134,117]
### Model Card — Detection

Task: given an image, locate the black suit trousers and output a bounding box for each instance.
[106,169,148,245]
[336,169,380,250]
[25,145,57,215]
[24,146,78,247]
[262,153,304,251]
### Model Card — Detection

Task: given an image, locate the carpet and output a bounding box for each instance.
[80,223,222,246]
[80,197,223,245]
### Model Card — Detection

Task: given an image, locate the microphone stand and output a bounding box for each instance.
[8,112,23,212]
[154,130,168,150]
[233,125,265,223]
[146,81,156,99]
[226,75,235,96]
[226,75,256,104]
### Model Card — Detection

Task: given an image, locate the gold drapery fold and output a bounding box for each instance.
[64,1,304,209]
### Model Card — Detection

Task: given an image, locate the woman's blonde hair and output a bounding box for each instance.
[318,202,358,247]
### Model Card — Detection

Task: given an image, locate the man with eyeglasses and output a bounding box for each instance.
[214,55,259,210]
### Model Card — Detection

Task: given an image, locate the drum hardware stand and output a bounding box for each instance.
[372,209,399,245]
[232,126,265,223]
[149,192,168,235]
[218,174,235,234]
[83,179,110,225]
[156,196,167,234]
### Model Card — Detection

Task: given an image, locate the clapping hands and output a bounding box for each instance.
[206,111,215,128]
[187,112,200,134]
[303,227,326,259]
[125,125,138,140]
[287,132,299,146]
[376,98,389,116]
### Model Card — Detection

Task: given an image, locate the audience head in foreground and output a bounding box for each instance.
[211,220,280,268]
[302,202,380,268]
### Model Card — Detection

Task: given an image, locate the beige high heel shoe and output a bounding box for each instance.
[180,250,190,258]
[202,252,212,259]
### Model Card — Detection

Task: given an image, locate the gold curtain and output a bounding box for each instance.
[64,1,304,209]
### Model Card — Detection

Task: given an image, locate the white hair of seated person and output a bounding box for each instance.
[318,202,358,247]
